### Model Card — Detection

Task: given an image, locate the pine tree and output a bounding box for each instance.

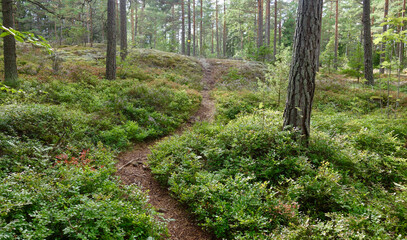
[283,0,323,140]
[106,0,116,80]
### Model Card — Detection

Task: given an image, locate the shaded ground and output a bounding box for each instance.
[116,59,217,240]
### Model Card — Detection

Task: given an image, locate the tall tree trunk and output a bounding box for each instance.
[362,0,374,85]
[278,16,282,46]
[135,0,138,41]
[106,0,117,80]
[131,0,135,44]
[187,0,191,56]
[380,0,389,74]
[257,0,263,48]
[265,0,271,48]
[334,0,339,70]
[273,0,277,60]
[193,0,196,56]
[116,0,120,43]
[211,21,214,54]
[171,4,176,52]
[181,0,186,54]
[2,0,18,87]
[223,2,227,57]
[139,0,145,46]
[200,0,203,56]
[86,2,91,46]
[334,0,339,69]
[120,0,127,60]
[283,0,323,140]
[90,4,93,47]
[401,0,406,68]
[216,0,219,57]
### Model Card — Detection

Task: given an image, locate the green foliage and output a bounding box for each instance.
[0,160,167,239]
[0,24,52,54]
[321,36,336,73]
[213,90,275,122]
[343,43,364,81]
[149,109,407,239]
[0,47,206,238]
[262,46,291,107]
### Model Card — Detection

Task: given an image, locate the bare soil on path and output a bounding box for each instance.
[116,59,217,240]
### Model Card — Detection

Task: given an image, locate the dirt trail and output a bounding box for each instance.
[116,59,216,240]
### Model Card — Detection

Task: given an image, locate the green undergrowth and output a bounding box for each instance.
[149,111,407,239]
[0,46,203,238]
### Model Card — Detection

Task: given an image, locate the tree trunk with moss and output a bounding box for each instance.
[283,0,323,140]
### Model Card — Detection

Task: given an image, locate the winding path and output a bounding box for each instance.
[116,59,216,240]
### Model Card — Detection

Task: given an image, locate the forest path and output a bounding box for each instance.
[116,59,217,240]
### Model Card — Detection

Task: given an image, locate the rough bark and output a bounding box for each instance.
[283,0,323,140]
[257,0,263,48]
[106,0,117,80]
[362,0,374,85]
[120,0,127,60]
[181,0,185,54]
[2,0,18,87]
[334,0,339,69]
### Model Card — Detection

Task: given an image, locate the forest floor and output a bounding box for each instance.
[116,58,218,240]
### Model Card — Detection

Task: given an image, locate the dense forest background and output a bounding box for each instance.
[9,0,405,65]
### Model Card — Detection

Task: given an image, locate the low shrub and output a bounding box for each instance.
[149,111,407,239]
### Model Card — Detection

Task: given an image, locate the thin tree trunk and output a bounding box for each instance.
[135,0,138,40]
[380,0,389,74]
[265,0,270,48]
[120,0,127,60]
[116,0,120,43]
[278,16,282,46]
[363,0,374,85]
[401,0,406,68]
[2,0,18,87]
[181,0,186,54]
[106,0,117,80]
[223,2,227,57]
[216,0,219,57]
[283,0,323,140]
[211,21,214,54]
[200,0,203,56]
[87,2,91,45]
[273,0,277,59]
[90,4,93,47]
[193,0,196,56]
[172,4,176,52]
[131,0,135,44]
[257,0,263,48]
[139,0,145,46]
[334,0,339,69]
[187,0,191,56]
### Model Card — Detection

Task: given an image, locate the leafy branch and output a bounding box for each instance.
[0,24,53,54]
